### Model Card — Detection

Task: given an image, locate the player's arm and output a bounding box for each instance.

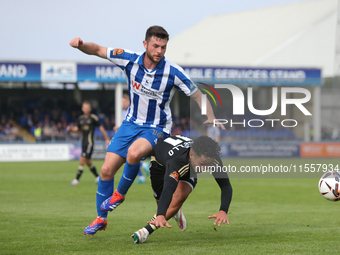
[66,124,79,133]
[208,158,233,226]
[67,117,82,133]
[174,71,224,130]
[190,90,226,131]
[208,178,232,226]
[148,161,181,228]
[98,125,111,146]
[213,174,233,215]
[173,71,222,129]
[208,177,232,226]
[69,37,107,59]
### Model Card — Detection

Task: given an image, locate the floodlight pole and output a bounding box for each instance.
[115,82,123,127]
[313,86,321,141]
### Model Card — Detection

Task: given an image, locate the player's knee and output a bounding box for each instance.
[126,147,142,163]
[100,164,113,179]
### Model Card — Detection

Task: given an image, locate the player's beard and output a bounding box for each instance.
[145,50,162,65]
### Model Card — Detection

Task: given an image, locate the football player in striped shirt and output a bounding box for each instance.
[69,26,224,235]
[132,135,232,244]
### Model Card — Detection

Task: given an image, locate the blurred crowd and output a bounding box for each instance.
[2,105,339,142]
[0,99,296,142]
[3,92,338,143]
[0,105,191,143]
[0,115,20,141]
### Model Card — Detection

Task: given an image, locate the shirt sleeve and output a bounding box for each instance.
[156,158,189,216]
[173,66,198,97]
[214,176,233,213]
[211,157,233,213]
[91,114,100,127]
[106,47,136,70]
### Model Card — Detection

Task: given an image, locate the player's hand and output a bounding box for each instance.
[105,139,110,146]
[69,37,83,48]
[208,210,229,226]
[203,119,226,131]
[148,215,172,228]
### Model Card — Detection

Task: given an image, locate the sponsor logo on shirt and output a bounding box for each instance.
[132,80,141,90]
[170,171,179,181]
[114,48,124,56]
[131,80,163,99]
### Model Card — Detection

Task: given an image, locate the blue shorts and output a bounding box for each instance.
[107,120,169,158]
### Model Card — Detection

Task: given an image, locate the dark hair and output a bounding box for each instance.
[145,26,169,42]
[192,135,221,159]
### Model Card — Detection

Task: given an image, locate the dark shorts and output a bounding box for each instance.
[150,157,197,200]
[81,143,93,159]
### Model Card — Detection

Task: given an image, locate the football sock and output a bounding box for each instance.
[117,162,140,196]
[145,214,158,235]
[75,165,85,180]
[89,164,99,177]
[96,176,114,218]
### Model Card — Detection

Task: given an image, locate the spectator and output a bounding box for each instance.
[34,122,43,141]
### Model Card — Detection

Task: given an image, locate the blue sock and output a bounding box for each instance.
[96,176,114,218]
[117,162,140,195]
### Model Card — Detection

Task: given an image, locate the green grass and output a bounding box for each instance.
[1,159,340,254]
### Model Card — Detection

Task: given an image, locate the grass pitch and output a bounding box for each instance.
[1,158,340,254]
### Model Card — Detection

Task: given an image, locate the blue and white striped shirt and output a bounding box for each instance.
[107,48,198,134]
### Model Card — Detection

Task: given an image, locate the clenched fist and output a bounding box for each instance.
[69,37,83,48]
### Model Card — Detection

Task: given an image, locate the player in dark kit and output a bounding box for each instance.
[68,101,110,186]
[132,135,233,244]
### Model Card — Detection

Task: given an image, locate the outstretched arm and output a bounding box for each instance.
[208,157,233,226]
[69,37,107,59]
[147,159,184,228]
[149,181,192,228]
[208,177,232,227]
[147,178,177,228]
